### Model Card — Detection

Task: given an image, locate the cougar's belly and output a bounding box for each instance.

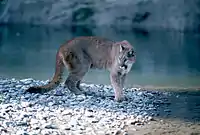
[90,59,112,70]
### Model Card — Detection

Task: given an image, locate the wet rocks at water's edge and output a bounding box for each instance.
[0,78,170,135]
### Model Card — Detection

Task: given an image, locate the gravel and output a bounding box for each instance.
[0,78,171,135]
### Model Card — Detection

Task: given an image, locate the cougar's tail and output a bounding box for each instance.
[26,51,64,93]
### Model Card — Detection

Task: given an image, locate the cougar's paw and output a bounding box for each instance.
[73,89,84,95]
[114,96,125,102]
[26,87,43,93]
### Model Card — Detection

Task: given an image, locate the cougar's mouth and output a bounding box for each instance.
[127,57,136,62]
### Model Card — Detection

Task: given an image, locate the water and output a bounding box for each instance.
[156,90,200,122]
[0,24,200,88]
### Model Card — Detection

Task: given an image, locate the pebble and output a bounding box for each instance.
[76,95,86,101]
[54,90,64,96]
[30,119,39,125]
[15,85,23,89]
[69,119,78,127]
[16,122,28,126]
[48,102,54,106]
[114,129,122,135]
[62,110,73,115]
[85,111,94,118]
[136,115,143,119]
[123,131,129,135]
[16,130,29,135]
[0,78,171,135]
[60,124,71,130]
[90,118,99,123]
[44,123,58,129]
[31,124,40,130]
[164,109,171,112]
[21,101,30,108]
[20,81,32,86]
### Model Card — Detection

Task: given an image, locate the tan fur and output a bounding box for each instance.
[26,36,136,102]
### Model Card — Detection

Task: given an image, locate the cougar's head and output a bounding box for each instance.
[115,40,136,72]
[117,40,136,64]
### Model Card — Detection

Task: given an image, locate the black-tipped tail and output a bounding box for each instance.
[26,87,43,94]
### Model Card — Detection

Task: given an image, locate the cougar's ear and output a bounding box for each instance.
[120,44,125,52]
[121,40,129,44]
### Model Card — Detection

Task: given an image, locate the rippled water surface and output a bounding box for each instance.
[0,24,200,88]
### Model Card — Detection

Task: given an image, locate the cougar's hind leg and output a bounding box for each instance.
[63,52,90,95]
[76,80,81,90]
[65,71,87,95]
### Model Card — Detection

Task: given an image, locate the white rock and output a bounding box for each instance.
[29,130,40,135]
[137,92,143,96]
[62,110,73,115]
[76,95,86,101]
[85,111,94,118]
[40,129,51,135]
[16,121,28,126]
[69,119,78,127]
[0,114,6,119]
[21,101,30,108]
[21,86,29,90]
[48,102,54,106]
[147,116,153,121]
[60,124,71,130]
[31,124,40,130]
[16,129,29,135]
[114,129,122,135]
[43,123,58,129]
[20,78,33,85]
[78,126,85,130]
[30,118,39,125]
[136,115,143,119]
[15,85,22,89]
[43,107,50,111]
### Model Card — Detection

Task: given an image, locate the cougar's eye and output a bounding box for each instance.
[127,50,134,57]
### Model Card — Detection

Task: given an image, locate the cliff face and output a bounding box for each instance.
[0,0,199,32]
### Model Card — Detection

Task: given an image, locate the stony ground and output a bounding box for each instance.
[0,78,199,135]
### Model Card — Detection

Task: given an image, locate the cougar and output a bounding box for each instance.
[26,36,136,102]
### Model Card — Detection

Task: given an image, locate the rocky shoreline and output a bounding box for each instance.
[0,78,171,135]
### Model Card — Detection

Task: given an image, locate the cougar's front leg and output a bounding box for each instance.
[110,72,126,102]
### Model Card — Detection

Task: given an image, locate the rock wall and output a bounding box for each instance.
[0,0,200,32]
